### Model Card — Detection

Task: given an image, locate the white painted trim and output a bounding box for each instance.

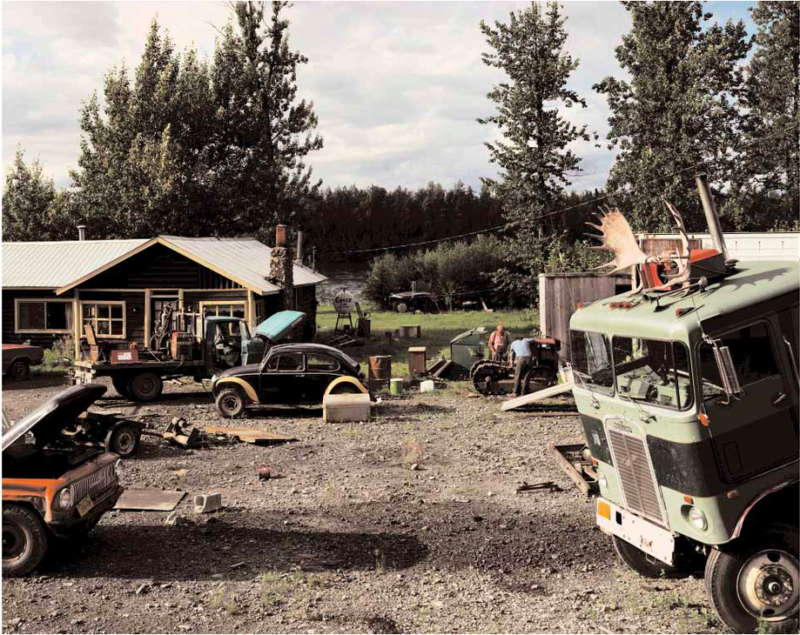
[14,298,73,334]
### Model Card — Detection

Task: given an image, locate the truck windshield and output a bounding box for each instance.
[571,330,614,394]
[611,337,692,410]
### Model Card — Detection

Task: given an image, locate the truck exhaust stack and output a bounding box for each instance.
[695,173,731,263]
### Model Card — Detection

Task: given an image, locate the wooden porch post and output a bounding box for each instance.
[247,289,257,330]
[72,290,81,360]
[144,289,152,348]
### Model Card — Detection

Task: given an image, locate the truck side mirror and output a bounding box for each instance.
[712,344,742,401]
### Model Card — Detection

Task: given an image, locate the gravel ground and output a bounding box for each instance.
[2,376,724,634]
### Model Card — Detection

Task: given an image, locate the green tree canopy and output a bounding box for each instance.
[595,1,750,232]
[478,2,593,303]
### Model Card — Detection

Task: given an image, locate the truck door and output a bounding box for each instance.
[699,319,799,484]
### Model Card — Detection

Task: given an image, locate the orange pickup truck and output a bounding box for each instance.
[2,385,124,576]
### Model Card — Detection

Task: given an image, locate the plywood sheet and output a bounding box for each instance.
[203,426,296,445]
[114,489,186,512]
[501,381,575,412]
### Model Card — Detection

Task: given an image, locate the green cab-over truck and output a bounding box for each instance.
[570,183,799,633]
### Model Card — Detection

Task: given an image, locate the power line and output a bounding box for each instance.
[334,125,796,255]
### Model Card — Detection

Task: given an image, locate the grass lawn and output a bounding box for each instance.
[316,304,539,379]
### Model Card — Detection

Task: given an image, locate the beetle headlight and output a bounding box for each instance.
[57,487,74,509]
[688,506,708,531]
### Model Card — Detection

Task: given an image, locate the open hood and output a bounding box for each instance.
[255,311,305,343]
[2,384,107,451]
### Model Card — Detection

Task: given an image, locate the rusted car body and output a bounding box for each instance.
[2,384,123,576]
[2,343,44,381]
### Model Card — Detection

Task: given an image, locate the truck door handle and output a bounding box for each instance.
[772,392,787,407]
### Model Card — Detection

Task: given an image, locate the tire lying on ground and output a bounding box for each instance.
[705,524,799,634]
[216,387,247,418]
[2,505,48,577]
[105,423,141,458]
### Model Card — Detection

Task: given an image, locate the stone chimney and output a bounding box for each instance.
[270,224,294,310]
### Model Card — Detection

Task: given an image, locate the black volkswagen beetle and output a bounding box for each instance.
[211,343,369,418]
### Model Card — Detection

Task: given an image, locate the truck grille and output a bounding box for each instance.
[71,463,117,503]
[607,429,665,524]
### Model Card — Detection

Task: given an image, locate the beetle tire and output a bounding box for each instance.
[8,359,30,381]
[395,301,409,314]
[705,524,799,634]
[216,387,247,419]
[2,505,48,577]
[105,424,141,458]
[129,372,163,402]
[612,535,690,579]
[329,382,361,395]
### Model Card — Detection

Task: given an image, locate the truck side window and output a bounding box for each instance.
[699,322,779,398]
[571,330,614,394]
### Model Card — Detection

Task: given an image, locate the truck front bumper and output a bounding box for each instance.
[48,484,124,537]
[596,498,676,566]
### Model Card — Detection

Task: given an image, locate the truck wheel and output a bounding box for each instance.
[129,372,163,402]
[111,375,131,398]
[395,301,408,314]
[105,424,141,458]
[8,359,29,381]
[216,387,247,419]
[612,535,689,579]
[705,525,799,634]
[3,505,48,577]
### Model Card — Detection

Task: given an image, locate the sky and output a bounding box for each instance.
[2,1,755,194]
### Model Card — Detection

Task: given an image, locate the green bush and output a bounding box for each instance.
[363,236,505,308]
[39,336,75,372]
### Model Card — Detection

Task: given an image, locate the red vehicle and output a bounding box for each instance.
[2,344,44,381]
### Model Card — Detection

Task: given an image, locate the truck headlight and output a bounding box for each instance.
[598,474,608,489]
[114,459,124,480]
[57,487,74,509]
[688,506,708,531]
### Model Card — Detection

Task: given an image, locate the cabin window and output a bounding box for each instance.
[82,301,126,339]
[570,330,614,395]
[307,353,340,372]
[15,299,73,333]
[698,322,779,398]
[201,302,246,320]
[611,337,692,410]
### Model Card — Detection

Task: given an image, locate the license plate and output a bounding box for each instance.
[77,496,94,517]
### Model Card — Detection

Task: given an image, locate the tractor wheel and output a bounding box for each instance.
[216,387,247,419]
[129,372,163,402]
[395,301,409,314]
[705,524,799,634]
[8,359,30,381]
[3,505,48,577]
[523,366,557,395]
[105,424,141,458]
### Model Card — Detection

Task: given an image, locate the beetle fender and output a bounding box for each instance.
[324,376,369,398]
[215,377,260,403]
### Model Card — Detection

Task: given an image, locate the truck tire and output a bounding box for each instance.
[111,374,132,398]
[3,505,48,577]
[105,423,141,458]
[216,387,247,419]
[612,535,690,579]
[8,359,29,381]
[129,372,163,402]
[705,524,799,634]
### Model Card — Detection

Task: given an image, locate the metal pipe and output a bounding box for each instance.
[695,174,729,261]
[295,231,304,264]
[77,225,86,241]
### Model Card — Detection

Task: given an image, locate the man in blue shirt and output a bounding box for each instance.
[510,338,533,397]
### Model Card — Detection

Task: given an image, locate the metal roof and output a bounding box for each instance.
[2,239,149,288]
[3,237,326,294]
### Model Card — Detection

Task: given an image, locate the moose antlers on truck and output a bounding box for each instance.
[586,202,694,293]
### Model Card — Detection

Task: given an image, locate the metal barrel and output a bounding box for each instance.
[368,355,391,391]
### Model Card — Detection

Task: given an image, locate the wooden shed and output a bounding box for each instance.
[538,272,632,365]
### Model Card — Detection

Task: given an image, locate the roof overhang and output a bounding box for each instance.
[55,237,278,296]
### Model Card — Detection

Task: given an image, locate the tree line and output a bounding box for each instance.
[3,2,797,290]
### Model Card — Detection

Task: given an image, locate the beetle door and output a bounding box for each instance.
[305,353,343,401]
[699,319,799,484]
[259,353,305,402]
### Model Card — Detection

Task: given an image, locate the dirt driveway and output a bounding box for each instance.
[2,377,722,634]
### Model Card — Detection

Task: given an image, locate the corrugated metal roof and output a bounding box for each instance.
[2,236,327,294]
[2,239,149,288]
[161,236,327,293]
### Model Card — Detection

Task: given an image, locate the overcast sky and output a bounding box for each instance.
[2,1,754,193]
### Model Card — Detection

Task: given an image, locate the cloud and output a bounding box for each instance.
[2,1,752,194]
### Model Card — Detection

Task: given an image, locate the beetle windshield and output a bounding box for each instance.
[611,338,692,410]
[570,330,614,395]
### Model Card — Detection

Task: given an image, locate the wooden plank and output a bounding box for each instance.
[203,426,297,445]
[501,381,575,411]
[114,489,185,511]
[548,442,591,497]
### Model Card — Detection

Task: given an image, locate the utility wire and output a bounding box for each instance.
[333,125,795,255]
